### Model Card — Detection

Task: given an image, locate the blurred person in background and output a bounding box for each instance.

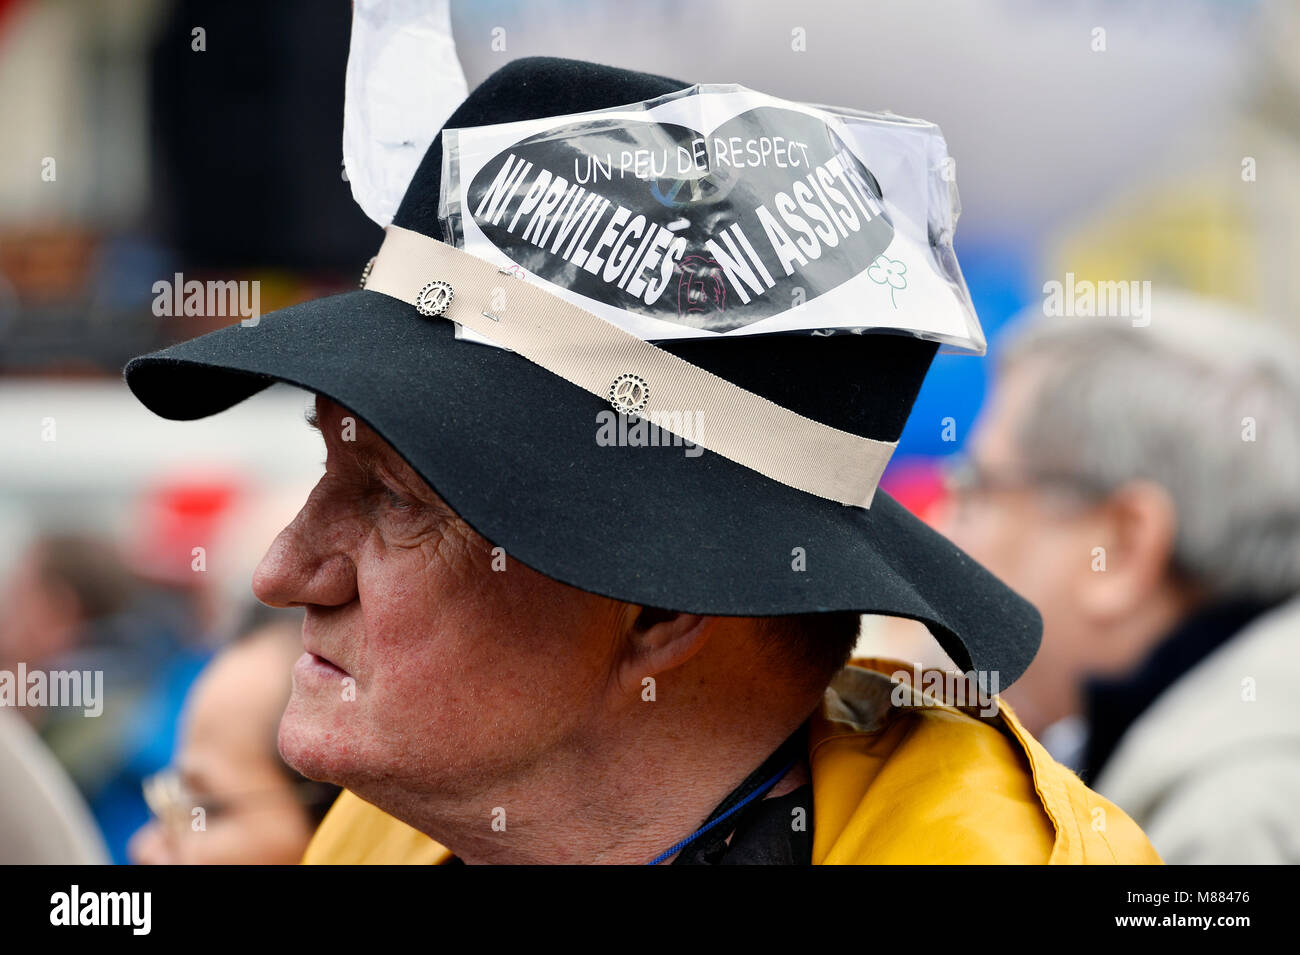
[129,605,339,865]
[0,530,209,861]
[0,474,251,860]
[0,533,138,682]
[942,292,1300,863]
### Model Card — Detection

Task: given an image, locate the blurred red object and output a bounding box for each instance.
[126,474,244,586]
[880,457,950,527]
[0,0,26,34]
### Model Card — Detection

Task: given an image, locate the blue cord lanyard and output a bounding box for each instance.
[646,756,799,865]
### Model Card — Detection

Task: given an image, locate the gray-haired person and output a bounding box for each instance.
[943,291,1300,864]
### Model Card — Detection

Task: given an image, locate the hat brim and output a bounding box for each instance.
[125,289,1041,685]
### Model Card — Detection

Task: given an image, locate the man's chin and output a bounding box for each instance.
[278,694,358,784]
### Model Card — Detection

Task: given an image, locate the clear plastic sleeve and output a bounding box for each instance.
[439,83,985,355]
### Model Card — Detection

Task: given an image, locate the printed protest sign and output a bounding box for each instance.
[440,84,984,353]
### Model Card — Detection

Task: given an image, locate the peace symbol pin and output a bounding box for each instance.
[415,281,454,318]
[609,374,650,416]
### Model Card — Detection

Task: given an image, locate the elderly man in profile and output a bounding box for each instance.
[943,292,1300,864]
[124,56,1162,865]
[239,391,1151,865]
[257,395,849,864]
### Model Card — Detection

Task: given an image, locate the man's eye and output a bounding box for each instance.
[383,487,414,511]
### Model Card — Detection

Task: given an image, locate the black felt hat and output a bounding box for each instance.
[125,56,1041,685]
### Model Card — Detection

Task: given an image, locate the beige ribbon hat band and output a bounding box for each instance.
[361,225,897,509]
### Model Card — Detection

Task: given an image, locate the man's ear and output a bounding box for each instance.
[615,606,713,689]
[1079,479,1180,622]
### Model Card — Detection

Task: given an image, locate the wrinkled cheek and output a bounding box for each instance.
[355,617,560,778]
[359,631,476,732]
[338,526,610,776]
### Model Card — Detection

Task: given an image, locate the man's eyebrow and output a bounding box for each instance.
[304,405,391,476]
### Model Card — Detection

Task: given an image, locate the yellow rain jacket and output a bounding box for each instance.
[301,658,1162,864]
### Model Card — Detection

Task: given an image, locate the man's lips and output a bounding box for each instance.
[308,651,347,672]
[294,651,350,687]
[299,641,350,676]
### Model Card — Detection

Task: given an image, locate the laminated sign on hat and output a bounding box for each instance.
[125,57,1041,685]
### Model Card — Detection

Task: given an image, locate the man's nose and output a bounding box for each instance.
[252,492,357,610]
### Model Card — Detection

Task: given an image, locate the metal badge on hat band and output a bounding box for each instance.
[361,226,898,510]
[608,374,649,416]
[415,281,454,318]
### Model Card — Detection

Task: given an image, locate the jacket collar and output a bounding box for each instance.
[1081,597,1281,783]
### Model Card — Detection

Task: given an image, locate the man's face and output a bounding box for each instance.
[939,363,1107,726]
[254,397,627,808]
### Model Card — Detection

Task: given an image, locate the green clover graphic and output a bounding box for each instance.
[867,255,908,309]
